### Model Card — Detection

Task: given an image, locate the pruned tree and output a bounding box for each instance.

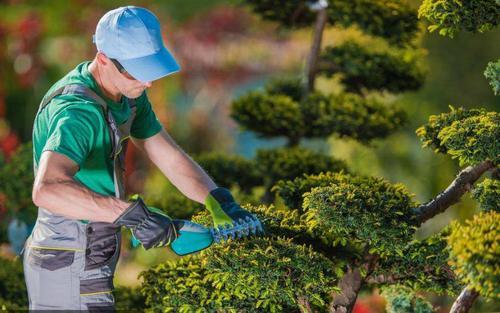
[418,1,500,309]
[138,1,498,312]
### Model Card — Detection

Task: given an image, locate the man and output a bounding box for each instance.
[24,6,262,311]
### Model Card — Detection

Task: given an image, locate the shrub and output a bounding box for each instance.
[418,0,500,37]
[448,211,500,299]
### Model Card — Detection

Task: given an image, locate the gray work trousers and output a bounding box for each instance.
[23,209,121,312]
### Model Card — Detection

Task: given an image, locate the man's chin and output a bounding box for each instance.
[124,90,144,99]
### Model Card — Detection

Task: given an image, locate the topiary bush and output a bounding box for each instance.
[472,178,499,212]
[195,152,263,193]
[0,142,37,243]
[374,230,460,294]
[114,286,147,311]
[484,59,500,96]
[418,0,500,37]
[301,175,418,256]
[141,234,341,312]
[0,257,28,309]
[231,91,305,140]
[436,112,499,166]
[255,147,348,190]
[447,211,500,300]
[382,285,434,313]
[246,0,420,45]
[301,92,407,142]
[319,41,425,93]
[231,85,408,145]
[416,107,487,155]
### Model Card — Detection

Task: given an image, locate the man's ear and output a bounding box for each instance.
[96,52,109,66]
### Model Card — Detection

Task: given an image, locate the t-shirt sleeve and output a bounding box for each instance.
[43,106,101,166]
[130,92,162,139]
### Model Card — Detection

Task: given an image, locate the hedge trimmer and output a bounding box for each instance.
[170,217,264,256]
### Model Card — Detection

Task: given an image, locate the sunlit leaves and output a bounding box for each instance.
[448,211,500,299]
[418,0,500,38]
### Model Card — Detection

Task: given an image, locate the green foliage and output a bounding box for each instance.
[114,286,146,311]
[382,285,434,313]
[484,59,500,96]
[319,41,425,93]
[448,211,500,299]
[255,147,348,190]
[472,178,499,212]
[0,257,27,309]
[437,111,499,166]
[245,0,420,45]
[376,230,460,294]
[231,90,305,140]
[141,234,341,312]
[301,174,418,256]
[232,86,407,143]
[274,171,358,211]
[0,143,37,243]
[0,142,37,223]
[416,107,491,156]
[265,77,305,103]
[195,152,263,193]
[301,93,407,142]
[418,0,500,38]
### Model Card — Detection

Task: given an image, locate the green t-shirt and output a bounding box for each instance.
[33,61,162,196]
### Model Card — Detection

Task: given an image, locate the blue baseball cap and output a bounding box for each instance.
[93,6,180,82]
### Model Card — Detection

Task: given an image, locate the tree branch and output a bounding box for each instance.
[414,160,494,224]
[329,255,377,313]
[365,264,455,285]
[305,1,328,94]
[450,287,479,313]
[297,295,313,313]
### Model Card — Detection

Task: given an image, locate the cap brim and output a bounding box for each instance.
[118,47,180,82]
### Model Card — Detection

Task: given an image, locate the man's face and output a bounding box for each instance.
[104,56,152,99]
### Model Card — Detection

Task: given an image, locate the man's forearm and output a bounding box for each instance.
[137,129,217,203]
[32,177,129,223]
[156,148,217,203]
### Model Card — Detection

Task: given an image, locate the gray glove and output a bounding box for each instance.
[114,197,178,250]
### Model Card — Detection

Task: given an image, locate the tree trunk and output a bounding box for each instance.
[449,287,479,313]
[297,295,313,313]
[305,3,328,94]
[329,267,363,313]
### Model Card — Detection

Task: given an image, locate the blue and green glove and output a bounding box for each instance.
[205,187,264,242]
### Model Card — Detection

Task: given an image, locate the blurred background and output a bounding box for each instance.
[0,0,498,312]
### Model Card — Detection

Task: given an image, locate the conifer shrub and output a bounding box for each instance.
[255,147,348,189]
[319,41,425,93]
[231,85,407,143]
[484,59,500,95]
[195,152,263,193]
[418,0,500,37]
[375,230,460,293]
[472,178,499,212]
[0,257,27,309]
[0,143,37,222]
[382,285,434,313]
[246,0,420,45]
[301,176,418,256]
[447,211,500,299]
[141,235,341,312]
[416,107,486,155]
[436,112,499,166]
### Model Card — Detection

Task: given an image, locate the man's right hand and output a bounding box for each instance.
[113,197,178,249]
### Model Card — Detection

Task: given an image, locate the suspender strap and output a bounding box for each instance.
[36,84,137,199]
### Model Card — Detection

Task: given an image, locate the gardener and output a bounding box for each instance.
[23,6,261,311]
